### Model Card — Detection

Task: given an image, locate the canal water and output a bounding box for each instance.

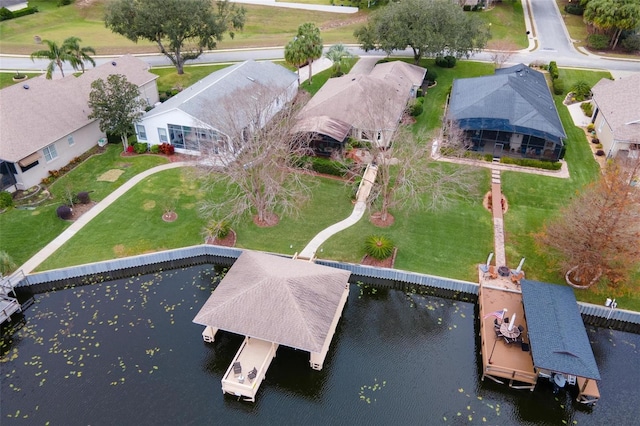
[1,265,638,425]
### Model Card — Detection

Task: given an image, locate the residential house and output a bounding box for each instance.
[294,61,426,156]
[0,0,28,12]
[447,64,566,161]
[136,60,298,156]
[0,55,158,192]
[590,74,640,159]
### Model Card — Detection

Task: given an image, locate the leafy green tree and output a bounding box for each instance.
[63,36,96,73]
[88,74,147,151]
[105,0,245,74]
[354,0,489,64]
[582,0,640,50]
[30,39,75,79]
[325,43,353,77]
[288,22,323,84]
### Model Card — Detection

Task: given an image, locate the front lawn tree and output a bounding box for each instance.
[88,74,147,151]
[354,0,489,64]
[538,158,640,288]
[285,23,323,84]
[582,0,640,50]
[197,86,313,226]
[325,43,353,77]
[104,0,246,75]
[63,36,96,73]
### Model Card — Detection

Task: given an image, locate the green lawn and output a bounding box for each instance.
[0,72,41,90]
[151,64,231,94]
[481,2,529,49]
[0,1,366,55]
[38,171,355,270]
[301,57,358,95]
[0,145,168,267]
[500,68,640,310]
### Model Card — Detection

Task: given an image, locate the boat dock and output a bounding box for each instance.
[221,337,279,402]
[1,271,24,325]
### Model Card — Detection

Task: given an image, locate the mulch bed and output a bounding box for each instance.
[370,212,395,227]
[253,213,279,227]
[70,201,97,221]
[162,211,178,222]
[361,247,397,268]
[205,230,237,247]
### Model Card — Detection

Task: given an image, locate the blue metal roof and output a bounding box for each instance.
[521,279,600,380]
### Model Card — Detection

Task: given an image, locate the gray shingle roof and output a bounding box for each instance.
[521,279,600,380]
[142,60,297,132]
[447,64,566,143]
[193,250,351,354]
[0,55,157,163]
[591,74,640,143]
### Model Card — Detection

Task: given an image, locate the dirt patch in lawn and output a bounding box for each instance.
[97,169,124,182]
[361,247,397,269]
[370,212,395,227]
[70,201,97,221]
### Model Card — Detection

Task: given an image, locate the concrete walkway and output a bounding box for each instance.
[298,164,377,259]
[18,162,191,274]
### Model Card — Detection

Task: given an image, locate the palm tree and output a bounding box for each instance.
[295,22,323,84]
[325,43,353,77]
[30,39,75,79]
[284,38,307,85]
[63,36,96,73]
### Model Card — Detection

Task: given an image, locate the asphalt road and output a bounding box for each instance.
[1,0,638,74]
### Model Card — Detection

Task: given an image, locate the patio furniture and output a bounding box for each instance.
[233,362,242,377]
[248,367,257,382]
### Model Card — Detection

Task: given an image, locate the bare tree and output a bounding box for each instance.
[196,85,314,226]
[537,157,640,288]
[355,89,481,224]
[489,41,519,69]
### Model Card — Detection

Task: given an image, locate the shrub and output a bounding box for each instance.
[596,143,603,149]
[587,123,595,132]
[134,142,148,154]
[309,156,350,177]
[0,251,17,276]
[1,6,38,21]
[56,205,73,220]
[364,235,394,260]
[77,191,91,204]
[580,102,593,117]
[596,149,605,156]
[425,69,438,84]
[408,99,423,117]
[548,61,559,80]
[203,219,231,241]
[150,145,160,154]
[564,4,584,15]
[591,137,600,144]
[587,34,610,50]
[621,34,640,53]
[0,7,13,21]
[463,5,471,11]
[435,55,457,68]
[500,157,562,170]
[572,80,591,101]
[0,191,14,209]
[158,143,175,155]
[552,78,565,95]
[126,145,135,153]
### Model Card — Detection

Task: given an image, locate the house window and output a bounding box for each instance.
[68,135,75,146]
[20,161,39,172]
[136,124,147,141]
[43,144,58,162]
[158,128,168,143]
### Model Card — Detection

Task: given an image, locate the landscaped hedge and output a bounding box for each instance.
[581,101,593,117]
[548,61,559,80]
[552,78,565,95]
[564,4,584,15]
[435,55,457,68]
[304,156,352,177]
[0,6,38,21]
[621,34,640,53]
[0,191,14,209]
[500,157,562,170]
[133,142,148,154]
[587,34,610,50]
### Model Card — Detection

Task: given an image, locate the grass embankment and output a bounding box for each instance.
[482,2,529,50]
[0,145,168,267]
[0,0,365,55]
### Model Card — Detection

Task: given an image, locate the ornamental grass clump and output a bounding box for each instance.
[364,235,394,260]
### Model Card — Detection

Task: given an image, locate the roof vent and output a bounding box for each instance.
[352,78,356,81]
[111,61,117,66]
[23,84,29,90]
